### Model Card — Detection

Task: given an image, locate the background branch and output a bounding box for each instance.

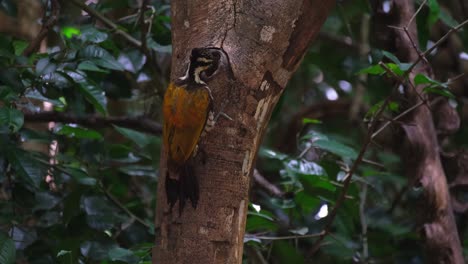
[23,111,162,135]
[22,0,60,56]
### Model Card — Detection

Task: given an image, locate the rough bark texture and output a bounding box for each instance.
[372,1,464,263]
[153,0,335,263]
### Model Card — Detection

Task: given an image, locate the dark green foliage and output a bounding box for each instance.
[0,0,170,263]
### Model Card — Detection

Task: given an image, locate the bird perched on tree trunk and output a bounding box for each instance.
[162,47,225,215]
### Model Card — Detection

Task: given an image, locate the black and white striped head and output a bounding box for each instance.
[180,48,222,85]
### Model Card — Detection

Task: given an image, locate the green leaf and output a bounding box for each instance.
[382,50,401,64]
[439,9,459,28]
[63,167,97,186]
[0,233,15,264]
[385,63,404,76]
[423,87,455,99]
[0,86,17,102]
[62,26,81,39]
[79,45,124,71]
[357,64,385,75]
[313,139,358,160]
[427,0,440,26]
[0,107,24,132]
[295,192,321,214]
[7,148,44,187]
[57,250,72,257]
[77,83,107,114]
[118,165,157,178]
[246,215,278,232]
[364,100,384,120]
[414,73,447,88]
[299,173,336,192]
[272,241,304,264]
[24,89,65,107]
[113,126,154,148]
[388,101,399,112]
[302,118,322,125]
[284,159,327,178]
[108,247,138,263]
[34,191,61,211]
[79,27,108,43]
[258,148,288,160]
[78,61,109,73]
[81,195,127,230]
[56,125,103,139]
[13,40,28,56]
[35,58,57,75]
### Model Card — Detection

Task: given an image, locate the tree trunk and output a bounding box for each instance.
[371,1,464,263]
[153,0,335,263]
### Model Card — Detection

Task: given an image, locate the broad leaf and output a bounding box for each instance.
[0,107,23,132]
[0,233,15,264]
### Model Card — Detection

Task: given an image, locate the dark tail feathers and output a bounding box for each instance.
[165,164,199,215]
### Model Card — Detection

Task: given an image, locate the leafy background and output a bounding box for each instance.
[0,0,467,263]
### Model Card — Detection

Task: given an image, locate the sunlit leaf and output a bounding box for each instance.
[62,26,81,39]
[302,118,322,124]
[259,148,288,160]
[357,64,385,75]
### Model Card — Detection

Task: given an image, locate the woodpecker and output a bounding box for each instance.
[162,47,223,214]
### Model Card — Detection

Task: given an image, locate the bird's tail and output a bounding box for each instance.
[165,163,199,215]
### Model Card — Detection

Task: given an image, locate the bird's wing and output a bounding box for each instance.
[163,83,211,164]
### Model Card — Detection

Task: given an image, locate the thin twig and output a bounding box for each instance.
[70,0,141,47]
[307,85,396,256]
[350,14,370,120]
[371,96,444,140]
[102,186,152,229]
[408,0,427,27]
[23,111,162,135]
[139,0,149,55]
[359,183,368,262]
[69,0,166,97]
[407,18,468,74]
[253,169,285,198]
[23,0,60,56]
[371,100,424,139]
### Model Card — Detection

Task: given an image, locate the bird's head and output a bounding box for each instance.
[182,48,222,85]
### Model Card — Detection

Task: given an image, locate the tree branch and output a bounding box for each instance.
[69,0,165,97]
[23,111,162,135]
[22,0,60,56]
[253,169,285,198]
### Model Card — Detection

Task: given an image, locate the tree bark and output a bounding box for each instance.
[371,1,464,263]
[153,0,335,263]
